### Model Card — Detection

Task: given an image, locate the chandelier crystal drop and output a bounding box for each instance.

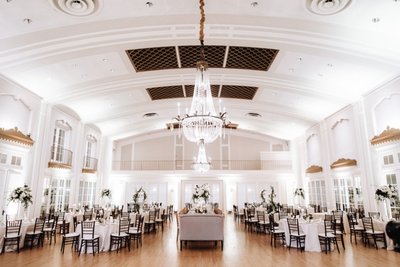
[179,0,225,144]
[192,139,211,173]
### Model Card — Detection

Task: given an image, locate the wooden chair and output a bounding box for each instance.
[55,211,65,234]
[155,208,164,231]
[318,219,340,254]
[24,218,45,249]
[1,219,22,253]
[60,220,80,253]
[362,217,387,249]
[129,215,144,248]
[347,212,364,244]
[287,218,306,252]
[43,215,58,244]
[257,211,268,234]
[110,218,130,252]
[144,210,156,233]
[269,214,285,247]
[79,221,100,255]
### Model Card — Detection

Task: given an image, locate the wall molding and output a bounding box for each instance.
[0,127,34,147]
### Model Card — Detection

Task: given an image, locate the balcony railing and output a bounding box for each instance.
[82,156,98,173]
[48,145,73,169]
[112,160,292,171]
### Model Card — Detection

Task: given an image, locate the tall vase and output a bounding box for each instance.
[378,199,391,220]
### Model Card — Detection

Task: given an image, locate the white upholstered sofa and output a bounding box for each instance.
[179,214,224,250]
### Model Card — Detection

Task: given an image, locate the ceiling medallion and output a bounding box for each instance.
[50,0,103,17]
[306,0,352,16]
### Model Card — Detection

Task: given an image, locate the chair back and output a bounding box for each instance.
[120,212,130,220]
[248,207,255,218]
[323,219,336,236]
[56,211,65,221]
[347,212,356,229]
[148,210,156,222]
[256,211,265,222]
[33,218,45,233]
[134,215,144,233]
[368,212,380,219]
[5,219,22,237]
[279,212,288,220]
[287,218,300,235]
[269,214,277,233]
[361,217,375,233]
[118,218,130,235]
[155,208,160,219]
[81,221,96,238]
[61,220,70,235]
[83,210,92,221]
[46,215,58,230]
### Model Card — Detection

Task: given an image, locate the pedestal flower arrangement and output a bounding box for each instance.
[8,184,33,219]
[192,183,210,204]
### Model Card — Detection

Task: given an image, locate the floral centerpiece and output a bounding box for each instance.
[260,189,267,203]
[101,188,112,198]
[8,184,33,209]
[192,184,210,203]
[375,185,397,203]
[268,186,277,213]
[133,187,147,203]
[294,188,305,199]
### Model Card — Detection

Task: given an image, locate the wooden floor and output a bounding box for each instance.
[0,214,398,267]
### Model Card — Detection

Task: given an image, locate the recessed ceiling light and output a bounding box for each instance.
[143,112,158,118]
[102,58,109,62]
[372,18,380,23]
[145,1,153,8]
[297,57,303,62]
[250,2,258,7]
[6,0,13,2]
[110,69,115,72]
[246,112,262,118]
[23,18,32,24]
[327,63,333,67]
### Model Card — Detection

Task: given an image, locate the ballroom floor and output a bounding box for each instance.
[0,214,398,267]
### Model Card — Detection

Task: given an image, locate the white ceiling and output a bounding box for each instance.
[0,0,399,141]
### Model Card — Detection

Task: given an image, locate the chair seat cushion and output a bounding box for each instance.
[273,230,285,234]
[290,233,305,237]
[26,231,43,235]
[64,233,80,238]
[111,232,129,238]
[82,234,100,240]
[365,230,384,235]
[318,233,335,238]
[4,233,21,238]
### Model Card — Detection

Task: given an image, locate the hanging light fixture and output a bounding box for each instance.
[178,0,226,144]
[192,139,211,173]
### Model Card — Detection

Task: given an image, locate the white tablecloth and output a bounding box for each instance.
[280,219,324,252]
[0,221,34,252]
[359,218,394,250]
[76,221,118,252]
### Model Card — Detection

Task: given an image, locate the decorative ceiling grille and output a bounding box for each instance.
[148,84,255,100]
[126,45,278,72]
[225,46,279,71]
[178,45,226,68]
[146,85,184,100]
[220,85,258,100]
[126,46,178,72]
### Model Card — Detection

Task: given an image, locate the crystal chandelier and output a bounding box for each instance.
[178,0,226,144]
[192,139,211,173]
